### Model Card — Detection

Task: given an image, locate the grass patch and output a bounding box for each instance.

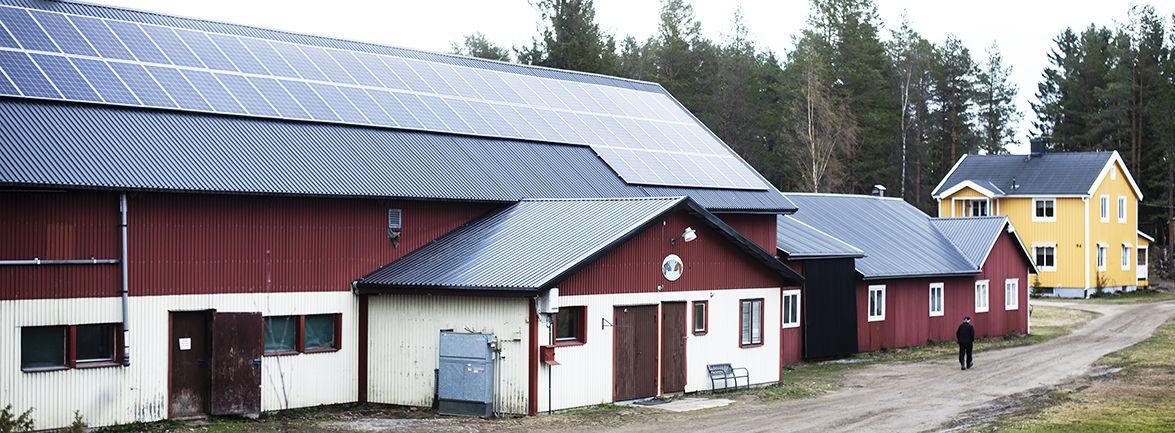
[988,320,1175,433]
[1078,288,1175,304]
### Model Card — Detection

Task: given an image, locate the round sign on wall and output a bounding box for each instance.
[662,254,684,281]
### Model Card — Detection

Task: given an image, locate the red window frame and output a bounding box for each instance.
[21,323,123,373]
[263,313,342,356]
[553,306,587,347]
[739,298,765,348]
[692,301,708,335]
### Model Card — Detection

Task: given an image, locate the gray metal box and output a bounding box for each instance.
[437,331,496,417]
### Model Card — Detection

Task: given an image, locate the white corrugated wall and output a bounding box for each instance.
[366,294,530,414]
[0,292,357,429]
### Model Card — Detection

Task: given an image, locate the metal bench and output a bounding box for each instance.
[707,363,749,392]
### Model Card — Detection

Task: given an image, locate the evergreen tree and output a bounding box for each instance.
[927,36,979,183]
[450,33,511,62]
[975,43,1021,155]
[888,15,934,202]
[517,0,620,75]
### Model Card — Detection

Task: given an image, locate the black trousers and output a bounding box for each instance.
[958,342,973,367]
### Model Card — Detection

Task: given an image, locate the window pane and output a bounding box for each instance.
[741,301,752,344]
[264,316,297,353]
[76,324,116,362]
[304,314,337,350]
[693,303,705,332]
[21,326,66,369]
[555,307,583,342]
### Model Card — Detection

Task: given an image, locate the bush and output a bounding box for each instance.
[69,411,86,433]
[0,405,34,433]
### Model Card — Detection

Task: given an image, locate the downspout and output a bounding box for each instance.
[120,193,131,367]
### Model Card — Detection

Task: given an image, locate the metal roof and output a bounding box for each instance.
[775,215,865,260]
[0,99,795,211]
[356,196,802,293]
[783,193,979,279]
[929,217,1009,268]
[932,152,1115,197]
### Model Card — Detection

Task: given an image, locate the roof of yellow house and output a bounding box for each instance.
[932,151,1141,199]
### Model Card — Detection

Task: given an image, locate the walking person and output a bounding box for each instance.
[957,316,975,370]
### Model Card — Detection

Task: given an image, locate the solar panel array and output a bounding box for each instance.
[0,4,767,191]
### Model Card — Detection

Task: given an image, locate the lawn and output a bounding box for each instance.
[742,304,1096,402]
[1069,287,1175,304]
[987,319,1175,433]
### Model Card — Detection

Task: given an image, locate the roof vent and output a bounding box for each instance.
[388,208,402,247]
[1029,137,1047,158]
[871,185,887,197]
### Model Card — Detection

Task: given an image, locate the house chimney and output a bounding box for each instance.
[871,185,886,197]
[1029,137,1047,157]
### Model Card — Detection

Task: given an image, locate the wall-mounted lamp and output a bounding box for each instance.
[670,227,697,246]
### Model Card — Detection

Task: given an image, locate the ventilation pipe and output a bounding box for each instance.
[1029,137,1047,158]
[120,193,131,367]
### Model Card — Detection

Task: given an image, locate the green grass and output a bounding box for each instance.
[742,305,1095,402]
[1074,288,1175,304]
[988,320,1175,433]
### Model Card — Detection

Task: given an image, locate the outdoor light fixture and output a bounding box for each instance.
[670,227,697,245]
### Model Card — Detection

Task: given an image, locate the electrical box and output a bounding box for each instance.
[537,288,559,314]
[437,331,496,417]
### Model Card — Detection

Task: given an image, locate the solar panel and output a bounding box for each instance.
[0,4,769,190]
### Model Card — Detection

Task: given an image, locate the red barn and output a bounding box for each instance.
[0,0,801,428]
[782,194,1036,353]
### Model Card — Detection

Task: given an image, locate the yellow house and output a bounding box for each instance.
[931,148,1146,298]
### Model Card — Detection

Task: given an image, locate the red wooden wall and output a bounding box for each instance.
[558,211,784,295]
[1,190,495,299]
[718,213,777,253]
[781,325,803,366]
[855,230,1032,352]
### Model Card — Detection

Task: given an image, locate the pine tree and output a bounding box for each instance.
[975,43,1021,155]
[928,35,979,179]
[450,33,511,62]
[888,15,934,202]
[516,0,620,75]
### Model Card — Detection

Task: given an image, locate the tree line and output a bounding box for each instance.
[453,0,1175,241]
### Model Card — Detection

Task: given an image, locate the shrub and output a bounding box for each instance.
[0,404,34,433]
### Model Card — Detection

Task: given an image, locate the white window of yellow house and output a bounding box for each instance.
[1033,198,1055,222]
[1138,247,1149,267]
[1097,244,1107,271]
[963,199,988,217]
[1118,196,1127,223]
[1121,243,1131,270]
[1111,167,1117,180]
[1100,195,1109,222]
[1033,244,1056,271]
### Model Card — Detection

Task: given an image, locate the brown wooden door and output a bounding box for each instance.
[613,305,658,401]
[210,312,263,416]
[170,311,211,419]
[660,302,687,393]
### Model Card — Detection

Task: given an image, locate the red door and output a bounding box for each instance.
[660,302,687,393]
[210,312,263,416]
[613,305,658,401]
[169,311,211,419]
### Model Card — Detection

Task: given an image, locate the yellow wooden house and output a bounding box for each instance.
[931,147,1148,298]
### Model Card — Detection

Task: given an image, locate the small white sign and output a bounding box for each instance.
[662,254,684,281]
[178,338,192,351]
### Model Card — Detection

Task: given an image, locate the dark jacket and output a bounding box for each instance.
[956,321,975,344]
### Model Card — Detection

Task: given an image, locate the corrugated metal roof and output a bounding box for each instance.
[929,217,1008,268]
[775,215,865,259]
[357,196,802,292]
[783,193,978,279]
[933,152,1114,197]
[0,99,793,211]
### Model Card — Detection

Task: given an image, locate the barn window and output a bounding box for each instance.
[1033,198,1055,221]
[264,316,299,354]
[692,301,708,335]
[1005,279,1019,310]
[554,306,586,346]
[1033,244,1056,271]
[21,326,67,370]
[867,285,885,322]
[304,314,341,352]
[929,283,944,317]
[975,280,990,313]
[1117,196,1127,223]
[75,323,117,364]
[1097,244,1107,271]
[782,290,801,329]
[739,299,764,347]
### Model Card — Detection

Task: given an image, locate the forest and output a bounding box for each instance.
[452,0,1175,242]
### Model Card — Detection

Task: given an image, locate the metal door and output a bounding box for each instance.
[660,302,687,393]
[210,312,263,416]
[169,311,211,418]
[613,305,658,401]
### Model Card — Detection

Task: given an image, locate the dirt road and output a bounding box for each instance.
[514,299,1175,433]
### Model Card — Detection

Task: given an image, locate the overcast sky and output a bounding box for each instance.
[91,0,1172,154]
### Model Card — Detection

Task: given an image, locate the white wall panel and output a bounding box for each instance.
[0,292,357,429]
[366,294,530,414]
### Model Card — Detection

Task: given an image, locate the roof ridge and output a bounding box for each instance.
[41,0,664,89]
[521,196,686,203]
[782,192,904,201]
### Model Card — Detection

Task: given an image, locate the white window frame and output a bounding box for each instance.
[1138,246,1149,267]
[782,289,801,329]
[1032,198,1056,222]
[1117,196,1127,223]
[1004,278,1019,310]
[1111,167,1117,180]
[1034,241,1062,271]
[867,285,886,322]
[1097,243,1107,271]
[975,279,990,313]
[962,199,989,217]
[928,282,945,317]
[1121,243,1131,270]
[1100,194,1109,222]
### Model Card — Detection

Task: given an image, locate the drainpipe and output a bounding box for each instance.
[120,193,131,367]
[0,258,118,265]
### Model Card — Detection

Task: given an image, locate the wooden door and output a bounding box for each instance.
[169,311,211,419]
[210,312,263,416]
[613,305,658,401]
[660,302,687,393]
